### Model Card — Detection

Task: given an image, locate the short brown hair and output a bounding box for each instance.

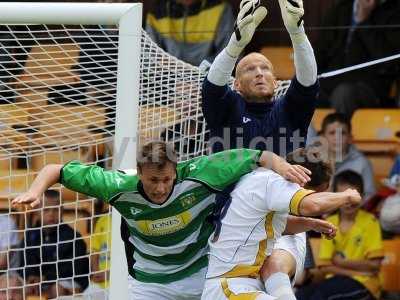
[321,113,352,134]
[286,147,332,188]
[137,141,177,170]
[333,170,364,194]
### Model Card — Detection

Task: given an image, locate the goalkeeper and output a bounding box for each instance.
[202,0,318,155]
[202,1,319,299]
[12,141,310,300]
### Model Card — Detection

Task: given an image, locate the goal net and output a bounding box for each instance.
[0,6,291,300]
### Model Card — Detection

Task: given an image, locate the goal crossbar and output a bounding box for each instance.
[0,2,138,26]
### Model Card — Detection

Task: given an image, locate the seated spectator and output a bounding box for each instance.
[0,214,20,273]
[296,170,384,300]
[145,0,234,66]
[315,0,400,118]
[0,271,23,300]
[90,200,111,289]
[319,112,376,198]
[21,189,89,298]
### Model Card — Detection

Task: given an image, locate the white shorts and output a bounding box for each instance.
[202,277,276,300]
[273,233,306,284]
[128,267,206,300]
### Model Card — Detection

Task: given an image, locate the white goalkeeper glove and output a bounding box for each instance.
[278,0,306,43]
[226,0,267,58]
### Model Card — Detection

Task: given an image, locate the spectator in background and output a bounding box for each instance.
[145,0,234,66]
[319,113,376,198]
[296,170,383,300]
[22,189,89,298]
[0,214,20,273]
[0,271,23,300]
[90,200,111,290]
[315,0,400,118]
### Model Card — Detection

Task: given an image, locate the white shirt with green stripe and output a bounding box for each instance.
[60,149,262,284]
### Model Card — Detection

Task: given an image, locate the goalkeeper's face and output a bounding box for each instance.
[138,162,177,204]
[235,53,277,103]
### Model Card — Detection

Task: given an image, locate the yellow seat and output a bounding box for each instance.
[260,47,294,80]
[352,109,400,144]
[366,154,397,187]
[15,43,81,88]
[381,239,400,292]
[0,127,29,153]
[0,103,30,127]
[30,104,107,148]
[311,109,335,133]
[30,148,93,171]
[0,150,19,171]
[14,43,81,110]
[351,109,400,184]
[0,169,35,204]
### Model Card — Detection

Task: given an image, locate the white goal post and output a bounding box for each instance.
[0,2,142,299]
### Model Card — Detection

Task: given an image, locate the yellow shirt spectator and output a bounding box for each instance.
[319,210,384,299]
[91,214,111,289]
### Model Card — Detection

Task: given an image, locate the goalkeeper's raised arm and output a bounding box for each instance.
[204,0,316,88]
[278,0,317,87]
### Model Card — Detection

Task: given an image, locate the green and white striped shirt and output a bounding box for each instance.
[61,149,261,283]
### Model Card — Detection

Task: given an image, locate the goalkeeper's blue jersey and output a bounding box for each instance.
[202,76,319,155]
[60,148,261,283]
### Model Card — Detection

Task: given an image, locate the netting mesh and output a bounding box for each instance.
[0,23,290,299]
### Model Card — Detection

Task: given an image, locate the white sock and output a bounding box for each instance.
[264,272,296,300]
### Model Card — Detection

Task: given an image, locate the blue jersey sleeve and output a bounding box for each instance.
[201,78,239,128]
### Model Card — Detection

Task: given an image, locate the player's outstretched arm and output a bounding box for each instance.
[283,215,337,239]
[12,164,63,208]
[206,0,267,86]
[278,0,317,86]
[260,151,311,186]
[297,188,362,217]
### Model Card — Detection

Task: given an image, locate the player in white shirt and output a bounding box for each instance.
[260,147,333,300]
[202,149,362,300]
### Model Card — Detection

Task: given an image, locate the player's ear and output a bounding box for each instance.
[234,78,241,92]
[273,78,278,90]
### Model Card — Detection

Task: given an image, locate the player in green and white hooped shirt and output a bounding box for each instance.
[12,141,311,300]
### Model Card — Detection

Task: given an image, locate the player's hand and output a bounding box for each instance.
[11,192,42,209]
[280,163,311,187]
[342,188,362,206]
[226,0,267,57]
[332,252,346,267]
[278,0,305,36]
[310,218,337,239]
